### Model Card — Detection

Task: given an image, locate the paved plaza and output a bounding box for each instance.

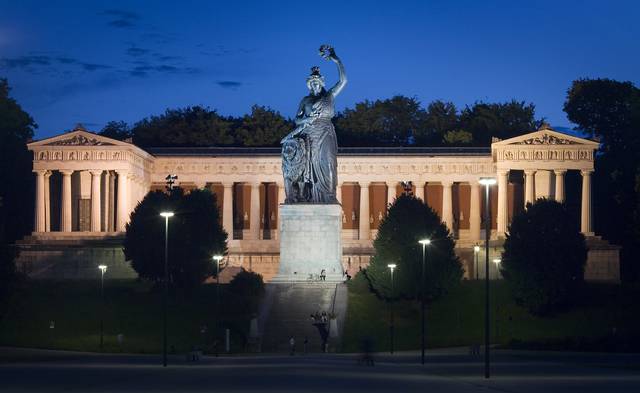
[1,347,638,392]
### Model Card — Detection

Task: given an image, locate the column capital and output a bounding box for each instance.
[222,181,234,188]
[115,169,129,176]
[497,169,509,177]
[89,169,103,176]
[441,180,453,187]
[33,169,47,175]
[580,169,594,176]
[554,169,567,176]
[59,169,74,176]
[359,181,370,188]
[524,169,537,176]
[249,181,261,188]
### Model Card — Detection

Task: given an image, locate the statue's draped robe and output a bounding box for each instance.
[295,92,338,203]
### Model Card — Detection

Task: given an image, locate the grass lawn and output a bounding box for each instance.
[0,279,258,354]
[342,276,640,353]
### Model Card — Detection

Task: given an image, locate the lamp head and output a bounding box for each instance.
[98,265,107,273]
[213,255,223,262]
[160,211,175,218]
[387,263,397,272]
[474,245,480,253]
[493,258,502,264]
[479,177,497,186]
[418,239,431,246]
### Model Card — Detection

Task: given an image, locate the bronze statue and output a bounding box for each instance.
[281,44,347,203]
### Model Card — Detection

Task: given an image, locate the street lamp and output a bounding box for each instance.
[159,211,174,367]
[213,254,224,357]
[387,263,396,355]
[418,238,430,365]
[473,245,480,280]
[479,177,496,379]
[98,264,107,352]
[493,258,501,280]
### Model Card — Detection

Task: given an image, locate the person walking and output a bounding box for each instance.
[289,336,295,356]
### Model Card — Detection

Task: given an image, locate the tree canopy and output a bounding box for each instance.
[564,78,640,282]
[233,105,293,146]
[501,199,587,316]
[365,194,462,301]
[123,188,228,290]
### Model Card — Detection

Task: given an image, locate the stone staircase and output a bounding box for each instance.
[258,282,348,353]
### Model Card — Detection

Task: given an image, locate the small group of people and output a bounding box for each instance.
[289,336,309,355]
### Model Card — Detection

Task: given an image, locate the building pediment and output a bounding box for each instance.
[28,126,129,148]
[491,127,599,147]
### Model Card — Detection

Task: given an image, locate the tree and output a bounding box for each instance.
[99,121,132,141]
[501,199,587,316]
[0,244,19,321]
[132,106,234,147]
[459,100,541,145]
[123,188,228,290]
[234,105,293,146]
[0,79,37,244]
[227,269,265,311]
[414,100,459,145]
[335,96,427,146]
[442,129,473,145]
[564,78,640,282]
[365,194,462,300]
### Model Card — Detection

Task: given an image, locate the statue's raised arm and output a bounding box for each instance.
[319,45,347,97]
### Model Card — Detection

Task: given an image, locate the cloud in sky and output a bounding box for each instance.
[99,9,140,29]
[0,54,111,74]
[217,80,242,90]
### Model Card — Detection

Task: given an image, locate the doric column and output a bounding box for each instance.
[442,180,454,232]
[249,182,261,240]
[554,170,566,203]
[359,182,370,240]
[223,182,234,239]
[414,181,424,201]
[44,171,51,232]
[497,170,509,235]
[103,171,110,232]
[90,170,102,232]
[275,182,286,240]
[581,170,593,235]
[469,182,481,241]
[116,170,129,231]
[387,181,396,207]
[524,170,536,207]
[60,169,73,232]
[108,172,116,232]
[34,170,46,232]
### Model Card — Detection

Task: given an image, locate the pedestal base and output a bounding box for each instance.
[271,204,343,283]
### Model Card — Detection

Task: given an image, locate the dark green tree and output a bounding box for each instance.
[365,194,462,300]
[0,244,19,321]
[0,79,37,244]
[501,199,587,316]
[132,106,234,147]
[335,96,427,146]
[124,188,228,290]
[99,121,132,141]
[227,268,265,311]
[564,78,640,282]
[414,100,459,145]
[234,105,293,146]
[460,100,542,145]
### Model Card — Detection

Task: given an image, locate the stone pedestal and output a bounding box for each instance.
[272,204,343,282]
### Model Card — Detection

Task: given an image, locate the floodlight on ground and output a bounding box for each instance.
[159,211,174,218]
[479,177,497,186]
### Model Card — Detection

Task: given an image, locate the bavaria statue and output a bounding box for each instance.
[281,44,347,204]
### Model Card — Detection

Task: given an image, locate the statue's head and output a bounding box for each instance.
[306,66,325,95]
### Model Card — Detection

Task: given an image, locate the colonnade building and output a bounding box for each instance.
[18,125,620,282]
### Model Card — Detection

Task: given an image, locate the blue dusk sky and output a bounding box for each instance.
[1,0,639,139]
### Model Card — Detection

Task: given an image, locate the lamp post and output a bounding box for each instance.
[418,238,430,365]
[160,211,174,367]
[492,258,501,280]
[479,177,496,379]
[387,263,396,355]
[473,245,480,280]
[213,254,223,357]
[98,264,107,352]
